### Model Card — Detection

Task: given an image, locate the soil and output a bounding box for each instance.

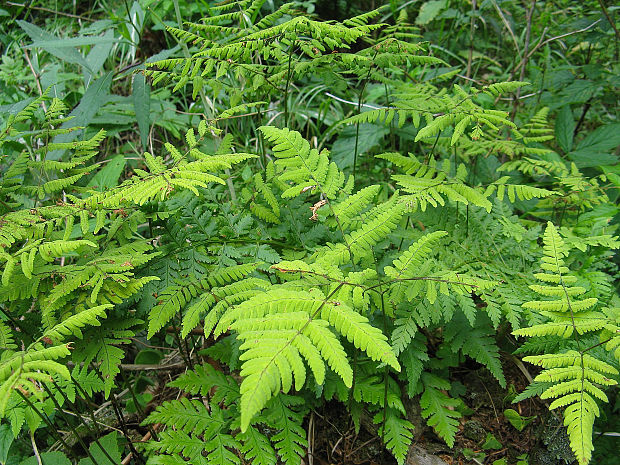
[308,359,552,465]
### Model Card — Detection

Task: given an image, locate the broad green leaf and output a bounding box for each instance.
[17,20,90,70]
[0,98,36,117]
[133,73,151,148]
[84,30,115,84]
[331,123,388,169]
[416,1,447,26]
[555,106,575,153]
[567,150,618,168]
[29,35,118,48]
[576,123,620,152]
[20,452,71,465]
[88,155,126,191]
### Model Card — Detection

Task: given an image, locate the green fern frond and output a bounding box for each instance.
[419,373,461,447]
[379,154,492,212]
[168,363,240,406]
[374,408,414,465]
[43,304,110,343]
[0,343,71,416]
[216,288,399,431]
[513,222,619,465]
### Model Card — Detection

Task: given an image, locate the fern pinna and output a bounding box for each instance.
[513,222,619,465]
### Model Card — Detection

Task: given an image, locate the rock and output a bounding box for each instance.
[462,419,486,442]
[407,446,450,465]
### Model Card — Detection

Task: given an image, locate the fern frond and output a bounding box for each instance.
[216,288,398,431]
[374,408,414,465]
[513,222,619,465]
[419,373,461,447]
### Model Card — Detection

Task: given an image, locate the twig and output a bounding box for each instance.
[512,0,536,120]
[514,19,601,73]
[491,0,520,56]
[119,361,185,371]
[597,0,619,61]
[7,2,95,21]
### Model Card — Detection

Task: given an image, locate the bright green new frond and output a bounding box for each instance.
[485,177,554,202]
[319,301,400,371]
[385,231,447,280]
[217,287,398,430]
[382,155,492,212]
[259,126,345,199]
[0,322,16,350]
[43,304,110,343]
[345,202,406,260]
[329,184,380,230]
[0,343,71,416]
[513,222,618,465]
[482,81,529,97]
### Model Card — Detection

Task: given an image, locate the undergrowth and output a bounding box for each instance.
[0,1,618,464]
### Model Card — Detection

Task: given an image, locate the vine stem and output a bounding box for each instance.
[511,0,536,121]
[353,49,379,183]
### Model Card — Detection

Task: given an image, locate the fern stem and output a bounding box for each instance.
[283,37,296,128]
[108,388,147,465]
[30,431,43,465]
[40,382,120,465]
[352,50,379,183]
[170,0,237,203]
[89,364,146,464]
[119,369,159,440]
[16,390,81,462]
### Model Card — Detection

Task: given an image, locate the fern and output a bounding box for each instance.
[374,408,415,465]
[418,373,461,447]
[214,287,399,431]
[379,153,493,212]
[513,222,619,465]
